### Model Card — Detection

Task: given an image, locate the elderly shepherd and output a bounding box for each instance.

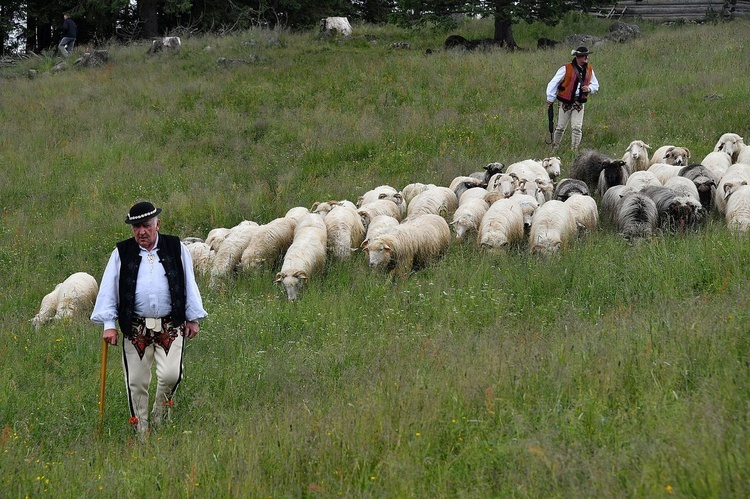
[546,46,600,151]
[91,201,207,438]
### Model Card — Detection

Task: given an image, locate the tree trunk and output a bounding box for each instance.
[491,0,520,50]
[139,0,159,38]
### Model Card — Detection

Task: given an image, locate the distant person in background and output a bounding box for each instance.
[545,46,599,151]
[59,12,77,58]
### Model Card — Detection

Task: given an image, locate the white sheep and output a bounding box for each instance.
[715,163,750,215]
[506,159,552,184]
[701,150,733,180]
[357,185,406,217]
[32,272,99,330]
[205,220,257,253]
[713,132,746,163]
[361,214,400,249]
[486,173,518,199]
[285,206,310,222]
[647,162,683,184]
[449,176,484,200]
[477,198,525,251]
[406,186,458,221]
[209,221,260,284]
[324,203,366,259]
[459,186,489,205]
[275,213,328,301]
[184,241,215,275]
[649,145,691,167]
[622,140,651,173]
[401,183,436,204]
[564,193,599,235]
[528,200,577,256]
[451,197,489,241]
[238,217,298,271]
[357,199,404,230]
[508,192,540,230]
[364,214,451,279]
[626,170,662,191]
[725,184,750,234]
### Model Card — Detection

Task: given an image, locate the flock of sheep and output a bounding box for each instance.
[31,132,750,319]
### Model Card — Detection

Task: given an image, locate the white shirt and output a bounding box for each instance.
[546,64,599,103]
[90,234,207,331]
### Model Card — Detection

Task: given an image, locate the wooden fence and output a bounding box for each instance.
[592,1,750,21]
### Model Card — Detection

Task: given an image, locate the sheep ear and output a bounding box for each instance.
[311,201,320,211]
[393,193,404,204]
[295,271,308,280]
[274,272,284,283]
[384,245,392,254]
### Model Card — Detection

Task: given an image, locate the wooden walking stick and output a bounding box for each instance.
[98,338,108,437]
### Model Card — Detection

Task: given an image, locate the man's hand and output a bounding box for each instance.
[103,328,118,346]
[184,321,200,339]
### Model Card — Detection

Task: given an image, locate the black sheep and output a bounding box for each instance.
[570,149,629,198]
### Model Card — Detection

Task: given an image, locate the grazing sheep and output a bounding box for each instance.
[477,199,525,251]
[738,146,750,165]
[725,184,750,234]
[713,132,745,163]
[401,183,435,204]
[506,159,552,184]
[406,186,458,221]
[613,190,659,240]
[324,203,366,259]
[181,236,204,245]
[209,221,260,284]
[600,185,637,227]
[285,206,310,222]
[238,217,297,271]
[32,272,99,330]
[184,241,215,275]
[451,197,489,240]
[678,164,718,213]
[553,178,590,201]
[275,214,328,301]
[570,149,629,197]
[486,173,518,199]
[649,145,691,167]
[641,185,706,232]
[469,162,505,185]
[700,150,733,180]
[564,193,599,235]
[311,201,336,217]
[528,200,577,256]
[516,177,549,205]
[647,162,683,184]
[358,199,404,230]
[449,175,484,200]
[509,192,540,231]
[626,170,662,191]
[459,186,489,205]
[364,214,451,279]
[205,220,257,253]
[542,157,562,180]
[358,185,402,207]
[361,215,400,249]
[320,16,352,37]
[622,140,651,173]
[664,175,701,204]
[715,163,750,215]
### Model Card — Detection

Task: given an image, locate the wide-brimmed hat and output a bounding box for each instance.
[571,46,592,57]
[125,201,162,224]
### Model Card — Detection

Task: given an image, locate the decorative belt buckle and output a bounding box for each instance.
[145,317,162,332]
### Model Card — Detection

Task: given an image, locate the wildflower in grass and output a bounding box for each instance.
[129,416,139,427]
[666,485,673,494]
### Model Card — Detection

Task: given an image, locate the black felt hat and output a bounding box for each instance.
[571,46,592,56]
[125,201,162,224]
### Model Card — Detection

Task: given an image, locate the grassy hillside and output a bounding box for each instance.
[1,15,749,496]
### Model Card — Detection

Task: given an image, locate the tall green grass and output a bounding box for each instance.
[1,15,750,496]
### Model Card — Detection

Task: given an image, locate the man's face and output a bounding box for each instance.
[132,218,160,250]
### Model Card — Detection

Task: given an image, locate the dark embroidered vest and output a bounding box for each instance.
[116,234,186,333]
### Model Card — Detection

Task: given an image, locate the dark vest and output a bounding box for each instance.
[116,234,186,333]
[556,61,593,104]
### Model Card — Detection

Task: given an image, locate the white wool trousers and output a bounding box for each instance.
[553,102,586,150]
[122,331,184,431]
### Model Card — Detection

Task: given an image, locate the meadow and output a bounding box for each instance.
[1,13,750,496]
